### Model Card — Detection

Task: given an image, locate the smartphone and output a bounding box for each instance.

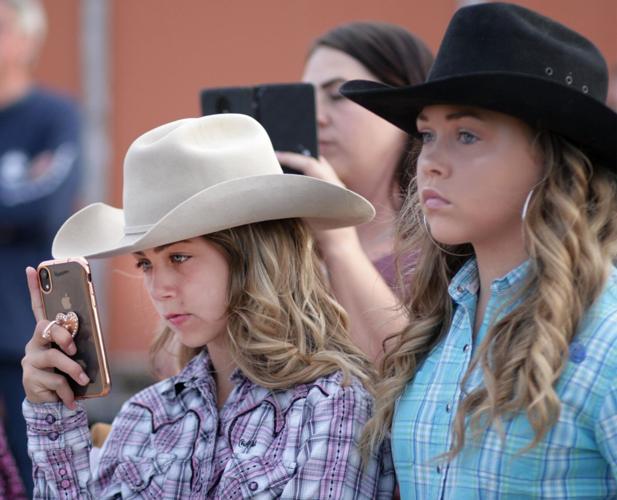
[200,82,319,174]
[37,258,111,399]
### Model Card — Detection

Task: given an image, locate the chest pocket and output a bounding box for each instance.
[218,456,296,498]
[111,453,176,499]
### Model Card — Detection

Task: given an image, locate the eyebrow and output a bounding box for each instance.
[132,240,191,256]
[417,109,486,122]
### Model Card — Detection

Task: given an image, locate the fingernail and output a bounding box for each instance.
[79,373,90,385]
[67,343,76,355]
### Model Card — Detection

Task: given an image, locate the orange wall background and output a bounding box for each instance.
[36,0,617,362]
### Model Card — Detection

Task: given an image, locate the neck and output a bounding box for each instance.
[474,230,527,291]
[471,226,528,334]
[206,339,237,410]
[0,71,32,108]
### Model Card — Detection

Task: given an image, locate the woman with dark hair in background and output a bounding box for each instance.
[277,22,433,362]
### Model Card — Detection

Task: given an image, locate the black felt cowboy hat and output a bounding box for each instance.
[340,2,617,167]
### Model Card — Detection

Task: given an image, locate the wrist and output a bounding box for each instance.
[318,228,363,264]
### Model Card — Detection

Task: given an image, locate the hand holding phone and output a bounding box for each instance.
[22,259,111,409]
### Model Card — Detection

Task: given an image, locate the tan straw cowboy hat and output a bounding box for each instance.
[52,114,374,259]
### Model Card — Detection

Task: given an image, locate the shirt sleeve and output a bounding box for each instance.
[22,399,95,499]
[279,384,395,499]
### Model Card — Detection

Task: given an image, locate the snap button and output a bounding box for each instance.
[544,66,553,76]
[582,85,589,94]
[569,342,586,363]
[565,74,573,85]
[463,344,470,353]
[248,481,259,491]
[60,479,70,489]
[445,403,451,413]
[45,413,56,424]
[47,431,59,441]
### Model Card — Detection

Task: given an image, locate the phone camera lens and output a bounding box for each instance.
[39,268,51,291]
[216,96,231,113]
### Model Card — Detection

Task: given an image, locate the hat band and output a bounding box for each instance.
[124,223,152,235]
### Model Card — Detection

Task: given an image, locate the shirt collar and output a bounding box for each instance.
[160,349,316,435]
[449,258,531,303]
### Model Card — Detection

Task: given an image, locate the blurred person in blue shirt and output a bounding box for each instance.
[0,0,80,494]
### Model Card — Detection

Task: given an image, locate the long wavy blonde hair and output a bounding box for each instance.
[363,131,617,455]
[150,218,374,390]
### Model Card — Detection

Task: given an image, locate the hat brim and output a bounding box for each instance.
[52,174,375,259]
[341,74,617,168]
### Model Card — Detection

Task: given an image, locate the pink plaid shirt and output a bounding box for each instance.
[24,350,394,499]
[0,419,26,499]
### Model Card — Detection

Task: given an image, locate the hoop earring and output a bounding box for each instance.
[521,188,534,221]
[421,213,473,257]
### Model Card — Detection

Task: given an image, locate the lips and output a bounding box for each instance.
[422,188,451,209]
[164,313,190,326]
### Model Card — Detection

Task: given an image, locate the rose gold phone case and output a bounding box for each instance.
[37,258,111,399]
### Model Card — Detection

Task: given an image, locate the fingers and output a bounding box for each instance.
[30,319,76,355]
[23,368,78,410]
[29,348,89,387]
[275,151,345,187]
[22,347,89,409]
[22,317,86,409]
[26,267,46,323]
[275,151,316,174]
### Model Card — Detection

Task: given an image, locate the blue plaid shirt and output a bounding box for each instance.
[393,259,617,499]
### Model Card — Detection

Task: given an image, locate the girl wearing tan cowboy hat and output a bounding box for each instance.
[20,113,394,498]
[341,2,617,498]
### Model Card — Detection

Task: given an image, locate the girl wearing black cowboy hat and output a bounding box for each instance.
[342,2,617,498]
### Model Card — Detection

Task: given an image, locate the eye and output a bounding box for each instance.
[326,91,344,102]
[170,254,190,264]
[458,130,478,145]
[418,130,434,144]
[135,259,151,272]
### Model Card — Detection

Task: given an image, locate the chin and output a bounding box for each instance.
[428,225,470,247]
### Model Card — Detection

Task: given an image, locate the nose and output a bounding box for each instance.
[315,92,330,128]
[417,142,451,180]
[146,267,176,302]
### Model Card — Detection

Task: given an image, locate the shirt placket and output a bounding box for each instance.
[437,292,476,499]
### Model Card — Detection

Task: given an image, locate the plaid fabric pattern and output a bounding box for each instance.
[393,260,617,499]
[24,351,394,499]
[0,419,27,499]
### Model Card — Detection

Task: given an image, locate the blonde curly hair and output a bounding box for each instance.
[362,131,617,456]
[150,218,374,390]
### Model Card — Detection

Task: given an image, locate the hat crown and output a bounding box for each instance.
[122,114,281,233]
[429,2,608,102]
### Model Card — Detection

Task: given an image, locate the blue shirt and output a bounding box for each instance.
[0,88,81,358]
[392,259,617,499]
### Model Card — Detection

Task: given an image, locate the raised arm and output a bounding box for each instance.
[275,151,409,362]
